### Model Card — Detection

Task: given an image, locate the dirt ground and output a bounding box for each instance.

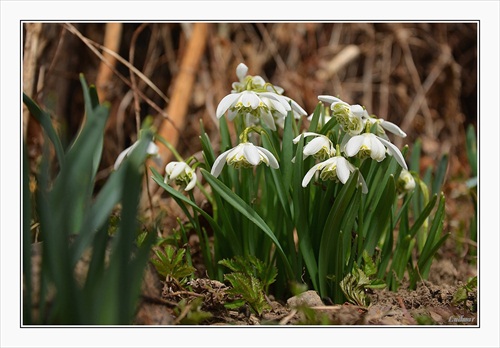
[133,253,477,326]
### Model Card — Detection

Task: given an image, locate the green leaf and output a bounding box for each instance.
[23,93,65,166]
[201,169,294,279]
[362,250,377,277]
[308,102,323,133]
[318,170,359,299]
[22,142,32,324]
[466,125,477,177]
[362,175,397,256]
[432,154,448,196]
[292,136,318,289]
[224,272,270,315]
[281,109,295,191]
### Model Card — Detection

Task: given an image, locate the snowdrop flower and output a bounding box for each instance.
[219,62,307,130]
[164,161,197,191]
[397,169,416,193]
[232,63,267,92]
[293,132,336,161]
[216,90,291,131]
[318,95,365,135]
[211,142,279,178]
[364,115,407,138]
[302,155,368,194]
[114,140,159,170]
[274,96,307,129]
[344,133,408,170]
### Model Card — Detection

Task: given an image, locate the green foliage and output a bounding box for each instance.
[151,245,195,285]
[23,76,155,325]
[174,297,213,325]
[452,276,477,310]
[219,256,277,316]
[156,65,450,304]
[465,125,477,178]
[295,305,333,325]
[340,256,386,307]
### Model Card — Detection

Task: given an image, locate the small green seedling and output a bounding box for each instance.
[219,256,277,316]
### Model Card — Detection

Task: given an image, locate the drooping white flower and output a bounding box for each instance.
[344,133,408,170]
[211,142,279,178]
[318,95,365,135]
[274,96,307,128]
[398,169,416,192]
[114,140,160,170]
[301,155,368,193]
[216,90,292,131]
[220,63,307,130]
[293,132,336,161]
[164,161,197,191]
[364,115,407,138]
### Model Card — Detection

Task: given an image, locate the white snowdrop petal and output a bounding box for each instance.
[369,135,387,161]
[350,104,366,118]
[318,95,343,104]
[236,63,248,81]
[377,136,408,170]
[185,173,197,191]
[259,92,291,111]
[303,137,327,156]
[345,135,365,157]
[243,143,261,165]
[165,161,177,175]
[171,162,188,179]
[258,147,279,169]
[290,99,307,116]
[241,91,260,109]
[211,149,232,177]
[381,121,407,137]
[336,158,351,184]
[268,98,287,116]
[216,93,240,118]
[302,163,321,187]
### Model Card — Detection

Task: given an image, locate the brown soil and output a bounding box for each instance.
[132,255,477,326]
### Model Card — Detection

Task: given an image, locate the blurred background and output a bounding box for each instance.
[22,22,477,240]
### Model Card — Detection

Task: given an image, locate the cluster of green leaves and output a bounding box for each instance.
[23,76,155,324]
[151,245,195,285]
[219,256,277,316]
[155,96,449,303]
[452,276,477,311]
[173,297,213,325]
[339,252,386,306]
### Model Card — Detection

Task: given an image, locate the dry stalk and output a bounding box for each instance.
[95,23,122,101]
[22,23,43,138]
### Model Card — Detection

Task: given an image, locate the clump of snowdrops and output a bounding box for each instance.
[153,63,448,303]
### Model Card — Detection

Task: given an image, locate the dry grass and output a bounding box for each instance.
[23,22,477,214]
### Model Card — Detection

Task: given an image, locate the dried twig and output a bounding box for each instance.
[154,22,209,169]
[63,23,170,107]
[22,23,43,138]
[316,45,361,81]
[129,23,149,134]
[95,23,122,101]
